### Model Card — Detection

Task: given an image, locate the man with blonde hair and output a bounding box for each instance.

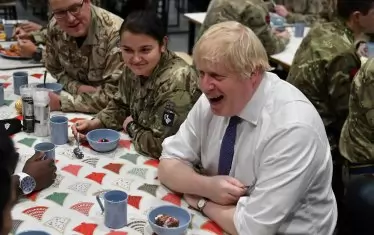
[158,21,337,234]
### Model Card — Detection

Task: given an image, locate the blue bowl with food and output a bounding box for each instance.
[17,231,51,235]
[148,205,191,235]
[86,129,120,152]
[36,83,63,94]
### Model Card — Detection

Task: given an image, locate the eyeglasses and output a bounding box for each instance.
[52,0,85,19]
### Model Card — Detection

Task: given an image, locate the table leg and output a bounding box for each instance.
[188,22,196,55]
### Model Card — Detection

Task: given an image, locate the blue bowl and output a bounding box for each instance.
[36,83,63,94]
[17,231,51,235]
[148,205,191,235]
[86,129,120,152]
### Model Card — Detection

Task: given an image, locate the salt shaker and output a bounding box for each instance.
[33,88,50,137]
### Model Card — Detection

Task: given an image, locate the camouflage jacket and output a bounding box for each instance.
[287,18,361,150]
[340,58,374,164]
[30,27,47,45]
[198,0,289,55]
[273,0,334,25]
[45,5,124,113]
[96,50,202,158]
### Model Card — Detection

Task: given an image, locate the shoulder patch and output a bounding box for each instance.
[162,109,175,127]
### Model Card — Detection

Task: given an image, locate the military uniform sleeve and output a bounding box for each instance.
[129,69,201,158]
[59,28,124,113]
[45,25,84,95]
[30,27,47,45]
[327,49,361,133]
[95,71,130,129]
[242,4,289,55]
[286,12,323,25]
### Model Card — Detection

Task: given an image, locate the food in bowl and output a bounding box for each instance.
[155,214,179,228]
[98,138,109,143]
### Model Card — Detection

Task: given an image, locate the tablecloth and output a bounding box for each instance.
[0,68,225,235]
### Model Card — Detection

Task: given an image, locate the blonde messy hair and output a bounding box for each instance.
[193,21,271,79]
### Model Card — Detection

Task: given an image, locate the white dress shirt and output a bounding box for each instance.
[161,72,337,235]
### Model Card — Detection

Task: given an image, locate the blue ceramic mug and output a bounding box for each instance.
[50,115,68,145]
[96,190,128,229]
[34,142,55,160]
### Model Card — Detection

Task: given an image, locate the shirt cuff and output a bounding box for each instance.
[60,95,75,112]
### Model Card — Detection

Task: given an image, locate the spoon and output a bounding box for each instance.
[73,132,84,159]
[43,70,47,88]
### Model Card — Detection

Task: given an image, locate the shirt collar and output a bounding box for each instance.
[238,72,270,125]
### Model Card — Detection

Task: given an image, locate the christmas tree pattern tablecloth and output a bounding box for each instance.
[0,68,225,235]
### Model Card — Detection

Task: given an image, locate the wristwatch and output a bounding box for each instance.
[15,172,36,195]
[32,44,45,62]
[197,198,208,213]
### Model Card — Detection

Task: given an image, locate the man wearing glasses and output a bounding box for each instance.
[45,0,124,113]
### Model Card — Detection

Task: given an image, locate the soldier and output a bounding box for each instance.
[272,0,335,25]
[71,10,201,158]
[339,57,374,235]
[340,57,374,165]
[45,0,124,114]
[198,0,290,55]
[287,0,374,155]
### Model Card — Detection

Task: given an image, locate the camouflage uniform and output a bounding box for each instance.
[340,58,374,164]
[45,5,124,113]
[30,27,47,45]
[287,18,361,151]
[273,0,334,24]
[91,0,102,7]
[96,50,202,158]
[198,0,289,55]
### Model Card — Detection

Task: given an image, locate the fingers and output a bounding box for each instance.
[29,152,45,161]
[226,176,245,188]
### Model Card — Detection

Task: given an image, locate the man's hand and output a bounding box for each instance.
[20,21,42,33]
[205,176,247,205]
[77,85,98,94]
[48,92,61,111]
[274,5,289,17]
[17,39,37,58]
[22,152,57,192]
[123,116,134,133]
[71,119,103,141]
[275,30,290,39]
[13,27,31,40]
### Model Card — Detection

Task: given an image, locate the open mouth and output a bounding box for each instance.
[208,95,224,104]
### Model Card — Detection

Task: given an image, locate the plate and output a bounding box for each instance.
[0,51,31,60]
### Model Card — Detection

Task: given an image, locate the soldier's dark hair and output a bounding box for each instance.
[119,0,166,45]
[337,0,374,19]
[0,126,19,232]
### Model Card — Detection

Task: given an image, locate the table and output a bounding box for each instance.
[0,68,224,235]
[184,13,206,54]
[183,12,309,68]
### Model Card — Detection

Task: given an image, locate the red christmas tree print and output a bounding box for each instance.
[201,220,223,235]
[62,164,83,176]
[73,223,97,235]
[162,193,182,206]
[144,159,159,168]
[128,195,142,209]
[22,206,48,221]
[118,139,132,149]
[103,163,124,174]
[70,202,95,216]
[85,172,106,184]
